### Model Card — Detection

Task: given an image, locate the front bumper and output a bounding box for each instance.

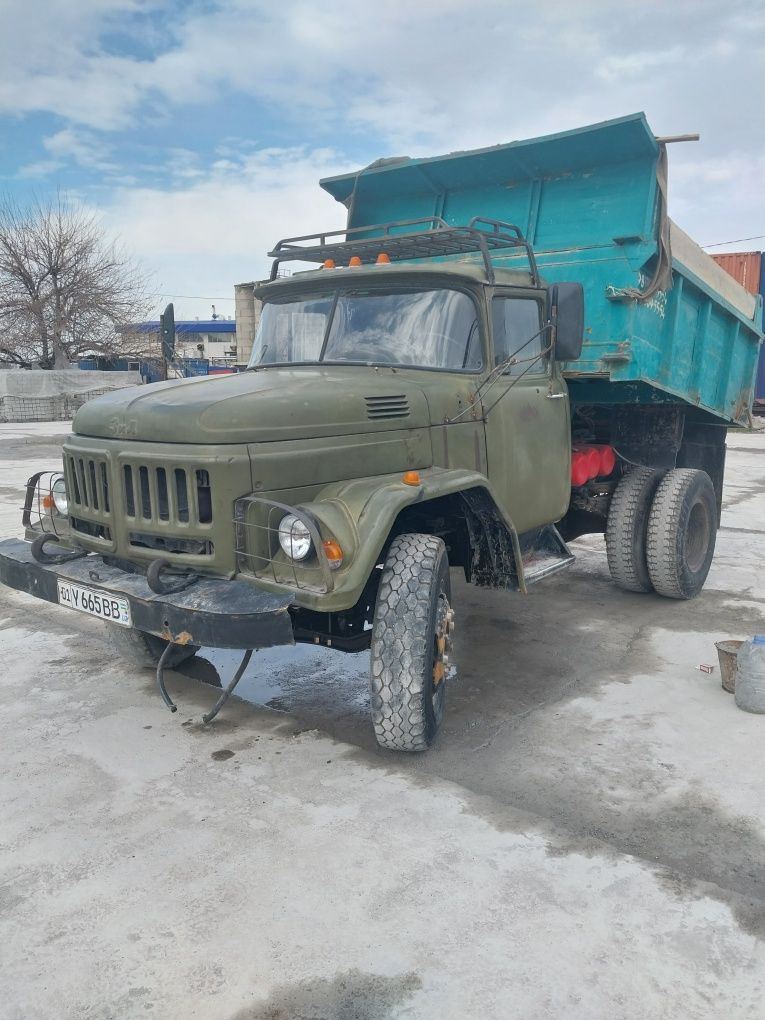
[0,538,295,650]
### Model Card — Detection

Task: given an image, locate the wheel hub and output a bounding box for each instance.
[433,600,455,686]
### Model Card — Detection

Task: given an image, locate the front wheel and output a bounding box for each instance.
[107,626,199,669]
[369,534,454,752]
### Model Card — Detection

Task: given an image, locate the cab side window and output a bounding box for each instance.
[491,297,544,374]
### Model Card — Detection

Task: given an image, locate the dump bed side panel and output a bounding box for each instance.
[321,113,763,424]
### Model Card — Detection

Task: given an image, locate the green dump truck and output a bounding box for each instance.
[1,113,762,750]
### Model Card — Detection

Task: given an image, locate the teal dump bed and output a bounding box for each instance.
[321,114,763,425]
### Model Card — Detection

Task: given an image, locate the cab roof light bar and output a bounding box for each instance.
[267,216,540,286]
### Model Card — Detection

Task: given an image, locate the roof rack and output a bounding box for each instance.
[267,216,540,286]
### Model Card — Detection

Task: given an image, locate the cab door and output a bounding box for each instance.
[482,292,571,534]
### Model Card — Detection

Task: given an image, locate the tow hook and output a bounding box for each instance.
[30,533,86,565]
[146,557,199,595]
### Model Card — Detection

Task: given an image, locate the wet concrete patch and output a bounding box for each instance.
[211,748,235,761]
[169,566,765,941]
[230,969,422,1020]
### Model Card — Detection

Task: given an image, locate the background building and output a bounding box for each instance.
[234,283,263,366]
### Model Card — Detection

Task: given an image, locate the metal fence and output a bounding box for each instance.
[0,388,117,423]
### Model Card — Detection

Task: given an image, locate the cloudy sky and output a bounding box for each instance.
[2,0,763,319]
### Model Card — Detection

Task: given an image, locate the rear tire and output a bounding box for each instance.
[369,534,454,752]
[646,468,717,599]
[606,467,663,592]
[107,626,199,669]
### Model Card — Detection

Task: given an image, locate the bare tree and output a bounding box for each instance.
[0,195,154,369]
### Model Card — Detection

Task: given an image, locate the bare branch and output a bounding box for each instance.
[0,193,153,368]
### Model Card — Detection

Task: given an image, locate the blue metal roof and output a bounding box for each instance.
[118,320,236,334]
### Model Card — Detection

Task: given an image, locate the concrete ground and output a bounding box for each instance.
[1,421,764,1020]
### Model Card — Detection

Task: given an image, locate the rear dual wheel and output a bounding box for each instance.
[606,467,717,600]
[646,469,717,599]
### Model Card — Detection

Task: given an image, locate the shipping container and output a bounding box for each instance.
[711,251,762,296]
[711,252,765,408]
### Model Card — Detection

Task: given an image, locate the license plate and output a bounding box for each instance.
[57,580,132,626]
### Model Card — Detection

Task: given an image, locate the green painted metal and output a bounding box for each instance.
[321,113,763,425]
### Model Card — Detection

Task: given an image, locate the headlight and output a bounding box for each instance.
[278,514,312,560]
[51,476,68,515]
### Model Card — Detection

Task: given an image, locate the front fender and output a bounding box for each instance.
[295,467,523,610]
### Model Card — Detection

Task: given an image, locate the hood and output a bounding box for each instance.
[72,366,432,444]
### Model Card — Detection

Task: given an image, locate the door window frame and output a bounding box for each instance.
[490,290,549,378]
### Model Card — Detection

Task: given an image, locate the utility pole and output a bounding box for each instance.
[159,303,175,381]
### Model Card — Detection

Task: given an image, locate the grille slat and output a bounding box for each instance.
[146,466,160,522]
[76,458,89,508]
[87,460,99,510]
[99,463,110,513]
[138,466,151,519]
[175,469,190,523]
[365,394,410,420]
[156,468,170,521]
[165,466,178,522]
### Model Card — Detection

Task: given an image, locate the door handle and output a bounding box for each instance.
[546,392,565,399]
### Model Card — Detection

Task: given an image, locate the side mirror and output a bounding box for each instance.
[548,283,584,361]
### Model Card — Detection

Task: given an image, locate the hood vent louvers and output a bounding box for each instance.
[365,394,410,420]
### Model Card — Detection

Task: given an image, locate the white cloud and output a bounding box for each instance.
[6,1,762,310]
[3,0,760,154]
[0,1,149,129]
[99,144,354,318]
[17,127,117,178]
[44,128,116,170]
[17,159,62,179]
[596,47,685,82]
[669,152,765,249]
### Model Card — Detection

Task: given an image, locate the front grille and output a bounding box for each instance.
[365,394,410,420]
[64,448,217,558]
[122,464,213,527]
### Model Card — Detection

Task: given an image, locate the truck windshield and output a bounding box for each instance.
[247,288,482,371]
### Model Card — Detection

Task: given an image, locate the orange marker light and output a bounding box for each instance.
[402,471,421,486]
[323,258,336,269]
[42,494,54,510]
[376,253,391,264]
[322,539,344,569]
[348,255,362,267]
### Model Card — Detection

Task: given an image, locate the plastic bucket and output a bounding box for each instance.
[735,636,765,714]
[715,639,743,694]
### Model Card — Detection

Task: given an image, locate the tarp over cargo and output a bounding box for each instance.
[0,369,142,423]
